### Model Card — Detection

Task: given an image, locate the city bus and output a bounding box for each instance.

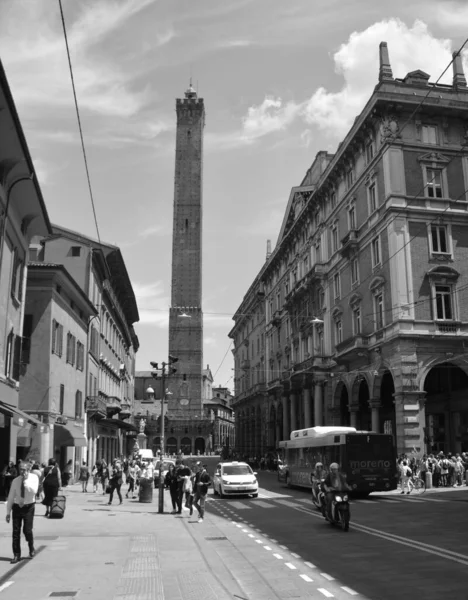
[278,426,398,495]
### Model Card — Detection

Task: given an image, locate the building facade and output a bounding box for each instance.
[0,58,51,474]
[34,226,140,466]
[19,263,96,467]
[231,43,468,457]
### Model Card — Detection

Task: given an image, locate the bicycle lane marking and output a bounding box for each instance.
[291,504,468,567]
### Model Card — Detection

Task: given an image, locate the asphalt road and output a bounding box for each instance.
[207,471,468,600]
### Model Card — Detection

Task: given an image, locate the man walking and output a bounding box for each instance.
[193,463,211,523]
[6,461,39,563]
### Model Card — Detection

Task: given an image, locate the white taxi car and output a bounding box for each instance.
[213,461,258,498]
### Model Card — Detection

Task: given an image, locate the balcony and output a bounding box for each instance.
[309,262,327,282]
[85,396,107,419]
[284,277,309,308]
[271,310,282,327]
[436,322,459,335]
[106,396,121,417]
[335,334,369,362]
[340,230,359,258]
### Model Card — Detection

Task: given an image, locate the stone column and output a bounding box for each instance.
[314,381,323,427]
[303,388,312,428]
[370,399,381,433]
[349,406,359,429]
[290,393,297,432]
[282,396,290,440]
[393,390,427,456]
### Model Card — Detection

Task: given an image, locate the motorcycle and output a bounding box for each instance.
[326,491,350,532]
[311,481,326,517]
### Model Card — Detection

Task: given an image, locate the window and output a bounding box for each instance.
[10,251,23,304]
[435,285,453,320]
[333,273,341,300]
[346,166,354,189]
[331,224,339,253]
[304,255,309,273]
[59,384,65,414]
[76,341,85,371]
[4,331,14,378]
[335,319,342,345]
[22,314,33,365]
[374,292,384,330]
[365,139,375,163]
[353,306,361,334]
[426,168,443,198]
[430,225,449,254]
[315,240,322,263]
[52,320,64,357]
[422,125,437,145]
[75,390,83,419]
[331,191,337,209]
[350,257,359,285]
[371,237,381,267]
[90,326,99,357]
[71,246,81,257]
[318,287,325,309]
[348,205,356,230]
[66,332,76,365]
[368,182,378,213]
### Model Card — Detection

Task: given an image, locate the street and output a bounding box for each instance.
[0,473,467,599]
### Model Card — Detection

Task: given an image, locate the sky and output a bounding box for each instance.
[1,0,467,393]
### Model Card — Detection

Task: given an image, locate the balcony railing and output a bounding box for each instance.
[340,229,359,257]
[436,322,459,334]
[309,262,327,281]
[85,396,107,418]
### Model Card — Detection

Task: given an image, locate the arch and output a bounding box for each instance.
[180,437,191,454]
[379,370,396,440]
[166,437,177,455]
[423,362,468,454]
[356,377,371,431]
[194,437,205,455]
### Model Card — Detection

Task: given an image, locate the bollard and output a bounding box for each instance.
[139,477,153,503]
[425,471,432,489]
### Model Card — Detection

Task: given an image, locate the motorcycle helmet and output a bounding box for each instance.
[330,462,339,470]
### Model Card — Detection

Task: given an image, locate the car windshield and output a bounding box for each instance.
[222,465,252,476]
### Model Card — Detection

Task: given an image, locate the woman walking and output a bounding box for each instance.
[126,461,137,499]
[98,460,108,495]
[164,463,179,514]
[42,459,61,517]
[79,461,90,492]
[108,460,123,505]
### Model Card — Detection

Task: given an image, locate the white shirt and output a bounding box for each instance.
[6,473,39,515]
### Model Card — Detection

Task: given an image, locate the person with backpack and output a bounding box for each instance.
[192,463,211,523]
[108,459,123,506]
[440,454,450,487]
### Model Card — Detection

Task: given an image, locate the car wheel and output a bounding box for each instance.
[219,488,225,499]
[251,493,258,498]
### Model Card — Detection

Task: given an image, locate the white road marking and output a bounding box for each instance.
[279,544,288,550]
[248,534,255,538]
[285,562,297,570]
[321,573,335,581]
[253,500,275,508]
[273,553,283,559]
[264,546,272,551]
[300,574,314,582]
[341,586,359,596]
[255,539,263,544]
[270,538,278,543]
[227,501,251,509]
[242,529,248,532]
[291,552,301,558]
[318,588,334,598]
[304,561,316,568]
[275,499,305,509]
[0,582,14,593]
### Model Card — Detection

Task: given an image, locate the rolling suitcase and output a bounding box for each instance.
[49,495,66,519]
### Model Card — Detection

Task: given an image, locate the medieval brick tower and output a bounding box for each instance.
[167,83,205,418]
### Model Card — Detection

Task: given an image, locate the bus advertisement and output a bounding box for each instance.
[278,426,398,495]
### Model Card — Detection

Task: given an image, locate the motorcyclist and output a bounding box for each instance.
[322,462,351,521]
[311,462,325,510]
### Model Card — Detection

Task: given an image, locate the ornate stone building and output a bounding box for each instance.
[231,43,468,457]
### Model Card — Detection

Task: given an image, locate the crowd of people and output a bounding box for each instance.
[164,460,211,522]
[398,452,468,490]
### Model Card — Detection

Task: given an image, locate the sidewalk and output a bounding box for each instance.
[0,484,338,600]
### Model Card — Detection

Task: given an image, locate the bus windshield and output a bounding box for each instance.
[346,435,395,473]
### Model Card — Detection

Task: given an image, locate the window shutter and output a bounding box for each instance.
[52,319,56,354]
[22,315,33,365]
[12,335,21,381]
[10,250,18,299]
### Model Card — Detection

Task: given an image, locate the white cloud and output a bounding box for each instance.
[242,96,301,141]
[221,40,253,48]
[432,2,468,33]
[139,225,164,238]
[133,281,169,326]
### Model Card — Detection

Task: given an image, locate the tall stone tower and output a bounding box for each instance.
[168,83,205,417]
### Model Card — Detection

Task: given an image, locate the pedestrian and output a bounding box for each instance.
[79,461,90,492]
[30,463,43,501]
[175,460,191,514]
[183,471,194,515]
[5,460,39,563]
[165,464,178,513]
[91,464,99,492]
[42,459,62,517]
[126,460,137,499]
[400,460,411,495]
[108,460,123,505]
[2,461,17,500]
[99,460,109,495]
[192,463,211,523]
[62,459,73,487]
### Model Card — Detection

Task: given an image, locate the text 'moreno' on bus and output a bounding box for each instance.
[278,426,398,494]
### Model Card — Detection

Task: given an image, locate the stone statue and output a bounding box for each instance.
[139,418,146,433]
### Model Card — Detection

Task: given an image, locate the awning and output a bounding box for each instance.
[54,421,87,448]
[0,401,43,427]
[99,418,138,432]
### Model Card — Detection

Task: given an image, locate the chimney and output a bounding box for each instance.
[452,50,467,90]
[379,41,393,82]
[266,239,272,260]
